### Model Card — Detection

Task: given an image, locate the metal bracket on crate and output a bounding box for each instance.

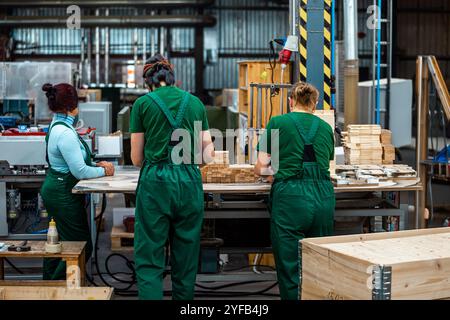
[298,240,303,300]
[372,265,392,300]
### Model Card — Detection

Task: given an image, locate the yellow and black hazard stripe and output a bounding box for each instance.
[323,0,332,110]
[298,0,308,82]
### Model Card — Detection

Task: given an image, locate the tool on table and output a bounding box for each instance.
[45,218,62,253]
[7,240,31,252]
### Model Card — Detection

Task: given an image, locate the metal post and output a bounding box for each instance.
[95,8,100,86]
[80,28,85,86]
[415,56,429,229]
[89,193,96,277]
[105,8,110,86]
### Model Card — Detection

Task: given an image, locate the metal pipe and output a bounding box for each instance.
[343,0,359,128]
[87,28,92,85]
[133,9,139,85]
[105,8,110,85]
[95,9,100,86]
[0,0,214,7]
[256,87,262,129]
[343,0,358,60]
[80,28,85,86]
[142,29,147,64]
[0,15,217,28]
[289,0,297,36]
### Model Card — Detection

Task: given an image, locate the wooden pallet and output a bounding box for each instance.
[0,286,113,300]
[110,226,134,252]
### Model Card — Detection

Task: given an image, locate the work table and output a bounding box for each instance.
[72,166,422,194]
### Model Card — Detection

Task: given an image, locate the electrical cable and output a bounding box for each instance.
[88,194,280,297]
[4,258,24,274]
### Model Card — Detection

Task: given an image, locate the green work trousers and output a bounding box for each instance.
[270,167,335,300]
[40,168,93,280]
[134,163,204,300]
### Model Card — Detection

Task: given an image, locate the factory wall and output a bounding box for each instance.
[10,0,290,93]
[395,0,450,87]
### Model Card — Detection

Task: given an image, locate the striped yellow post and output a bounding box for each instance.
[323,0,332,110]
[298,0,308,82]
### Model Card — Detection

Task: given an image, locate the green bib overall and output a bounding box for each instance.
[269,113,335,300]
[134,91,204,300]
[40,121,93,280]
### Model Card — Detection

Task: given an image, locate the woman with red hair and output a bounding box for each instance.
[40,83,115,280]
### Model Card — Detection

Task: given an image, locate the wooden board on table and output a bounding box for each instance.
[0,286,113,300]
[301,227,450,300]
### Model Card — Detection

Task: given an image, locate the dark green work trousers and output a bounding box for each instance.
[134,163,204,300]
[270,163,335,300]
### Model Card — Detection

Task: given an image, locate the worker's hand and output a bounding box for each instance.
[266,175,274,184]
[96,161,115,176]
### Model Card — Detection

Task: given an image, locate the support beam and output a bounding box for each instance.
[0,15,216,28]
[194,23,205,97]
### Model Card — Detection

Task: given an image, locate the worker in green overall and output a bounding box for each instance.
[40,83,115,280]
[255,82,335,300]
[130,54,214,300]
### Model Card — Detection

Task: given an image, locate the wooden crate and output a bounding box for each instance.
[300,227,450,300]
[0,286,113,300]
[111,226,134,252]
[238,60,292,127]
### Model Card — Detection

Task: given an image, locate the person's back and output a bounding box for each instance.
[131,85,208,164]
[260,112,334,180]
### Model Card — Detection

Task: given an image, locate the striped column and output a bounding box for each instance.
[323,0,332,110]
[299,0,308,82]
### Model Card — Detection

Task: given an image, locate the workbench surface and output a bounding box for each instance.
[72,166,422,194]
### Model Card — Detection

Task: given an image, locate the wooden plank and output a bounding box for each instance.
[0,286,113,300]
[0,258,4,281]
[0,280,67,287]
[0,241,85,258]
[302,227,450,246]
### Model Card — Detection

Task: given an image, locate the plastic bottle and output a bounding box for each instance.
[47,218,59,244]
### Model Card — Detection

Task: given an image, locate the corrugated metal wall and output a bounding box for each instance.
[11,0,289,92]
[396,0,450,86]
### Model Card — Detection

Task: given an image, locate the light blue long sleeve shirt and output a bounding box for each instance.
[47,113,105,180]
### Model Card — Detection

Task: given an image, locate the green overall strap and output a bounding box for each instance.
[288,113,320,163]
[287,113,320,145]
[147,91,190,129]
[146,91,190,165]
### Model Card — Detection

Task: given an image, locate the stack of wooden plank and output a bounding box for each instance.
[343,125,383,165]
[381,129,395,164]
[201,151,258,183]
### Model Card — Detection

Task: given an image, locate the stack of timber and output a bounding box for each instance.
[201,151,258,183]
[300,228,450,300]
[343,125,383,165]
[381,129,395,164]
[332,164,417,186]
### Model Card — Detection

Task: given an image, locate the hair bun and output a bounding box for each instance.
[42,83,56,99]
[42,83,53,92]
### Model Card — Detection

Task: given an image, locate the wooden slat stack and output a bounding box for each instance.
[343,125,383,165]
[201,151,258,183]
[381,129,395,164]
